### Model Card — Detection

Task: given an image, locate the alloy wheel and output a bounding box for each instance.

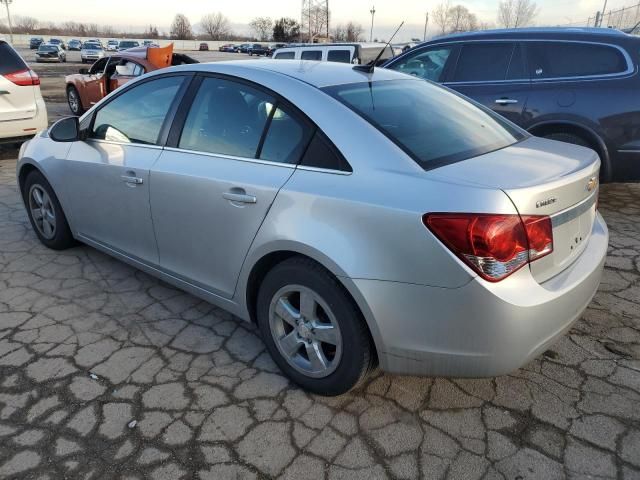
[68,89,80,114]
[28,184,56,240]
[269,285,343,378]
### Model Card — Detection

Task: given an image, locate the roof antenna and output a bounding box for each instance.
[354,21,404,74]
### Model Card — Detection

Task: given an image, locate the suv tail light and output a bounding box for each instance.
[423,213,553,282]
[4,69,40,86]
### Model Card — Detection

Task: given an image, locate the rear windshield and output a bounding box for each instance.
[39,45,58,52]
[323,79,524,170]
[0,42,27,75]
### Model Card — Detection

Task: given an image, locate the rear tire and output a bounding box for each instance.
[23,171,75,250]
[256,257,374,396]
[67,86,84,116]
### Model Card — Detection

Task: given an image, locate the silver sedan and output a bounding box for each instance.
[16,61,608,395]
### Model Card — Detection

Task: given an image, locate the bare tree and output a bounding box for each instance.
[448,5,478,33]
[433,1,453,35]
[345,21,364,41]
[333,24,346,41]
[273,17,300,42]
[14,16,38,33]
[307,5,329,41]
[201,12,230,40]
[171,13,193,40]
[249,17,273,41]
[497,0,538,28]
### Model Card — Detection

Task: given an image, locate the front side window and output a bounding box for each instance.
[89,58,108,75]
[323,79,524,170]
[301,50,322,61]
[179,77,274,158]
[528,42,628,79]
[91,75,184,145]
[327,50,351,63]
[453,43,515,82]
[388,47,453,82]
[274,51,295,60]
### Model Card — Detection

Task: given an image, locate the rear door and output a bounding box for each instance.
[150,75,313,298]
[0,41,37,122]
[444,42,531,125]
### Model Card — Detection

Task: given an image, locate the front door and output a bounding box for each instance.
[150,76,312,298]
[63,74,188,264]
[444,42,531,125]
[80,57,110,108]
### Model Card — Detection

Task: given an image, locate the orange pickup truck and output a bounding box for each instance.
[64,44,197,115]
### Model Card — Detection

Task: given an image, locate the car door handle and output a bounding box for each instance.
[223,191,257,204]
[121,175,143,185]
[495,98,518,105]
[0,90,9,95]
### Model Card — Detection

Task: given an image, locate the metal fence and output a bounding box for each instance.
[561,2,640,31]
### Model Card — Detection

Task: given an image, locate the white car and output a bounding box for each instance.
[106,40,119,51]
[0,40,47,144]
[80,42,105,64]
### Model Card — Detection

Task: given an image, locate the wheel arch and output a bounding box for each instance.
[241,245,384,361]
[528,120,612,181]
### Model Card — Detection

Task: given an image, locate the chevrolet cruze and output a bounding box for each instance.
[17,61,608,395]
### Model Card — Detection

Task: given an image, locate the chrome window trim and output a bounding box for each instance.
[86,138,164,150]
[162,146,297,169]
[407,38,635,85]
[296,165,352,176]
[550,189,598,227]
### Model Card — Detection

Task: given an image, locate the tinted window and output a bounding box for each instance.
[89,58,109,74]
[260,105,310,164]
[453,43,514,82]
[301,50,322,61]
[327,50,351,63]
[91,76,184,145]
[389,47,453,82]
[528,42,627,78]
[0,42,27,75]
[300,131,351,172]
[506,44,526,80]
[179,77,274,158]
[274,51,295,59]
[324,79,524,170]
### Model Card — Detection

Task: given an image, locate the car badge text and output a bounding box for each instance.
[536,197,557,208]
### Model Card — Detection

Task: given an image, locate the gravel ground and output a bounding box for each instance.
[0,46,639,480]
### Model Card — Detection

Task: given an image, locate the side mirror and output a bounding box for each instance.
[79,68,88,74]
[49,117,80,142]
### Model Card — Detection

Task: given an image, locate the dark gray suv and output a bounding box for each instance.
[384,28,640,181]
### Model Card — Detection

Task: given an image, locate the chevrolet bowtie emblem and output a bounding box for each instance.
[586,177,598,192]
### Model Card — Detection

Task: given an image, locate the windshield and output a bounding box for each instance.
[322,79,524,170]
[120,41,138,48]
[83,43,102,50]
[39,45,57,52]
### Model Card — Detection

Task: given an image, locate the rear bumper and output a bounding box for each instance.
[355,212,608,377]
[0,98,48,141]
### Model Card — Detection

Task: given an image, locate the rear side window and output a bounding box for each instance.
[453,43,514,82]
[327,50,351,63]
[388,47,453,82]
[528,42,628,79]
[0,42,27,75]
[274,51,295,60]
[506,44,527,80]
[300,131,351,172]
[301,50,322,61]
[259,104,311,164]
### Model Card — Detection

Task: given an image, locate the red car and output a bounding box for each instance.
[65,45,197,115]
[199,43,209,51]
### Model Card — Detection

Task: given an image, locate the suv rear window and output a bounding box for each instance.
[327,50,351,63]
[274,51,295,59]
[0,42,27,75]
[528,42,628,79]
[301,50,322,60]
[323,79,524,170]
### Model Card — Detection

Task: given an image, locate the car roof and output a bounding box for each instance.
[425,26,634,43]
[167,59,412,88]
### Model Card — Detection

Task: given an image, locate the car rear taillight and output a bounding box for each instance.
[4,69,40,86]
[423,213,553,282]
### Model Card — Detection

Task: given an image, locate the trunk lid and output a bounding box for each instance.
[429,136,600,283]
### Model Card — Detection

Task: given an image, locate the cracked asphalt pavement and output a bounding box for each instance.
[0,156,639,480]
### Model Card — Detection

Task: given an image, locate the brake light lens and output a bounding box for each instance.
[4,69,40,86]
[423,213,553,282]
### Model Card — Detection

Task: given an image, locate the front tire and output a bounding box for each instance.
[256,257,374,396]
[22,171,75,250]
[67,86,84,115]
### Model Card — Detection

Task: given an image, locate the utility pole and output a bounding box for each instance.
[423,12,429,41]
[599,0,608,26]
[1,0,13,44]
[369,6,376,42]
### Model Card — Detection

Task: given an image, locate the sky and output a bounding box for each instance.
[4,0,624,41]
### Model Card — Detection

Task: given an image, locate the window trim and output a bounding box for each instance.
[85,72,193,147]
[165,71,352,173]
[391,39,634,85]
